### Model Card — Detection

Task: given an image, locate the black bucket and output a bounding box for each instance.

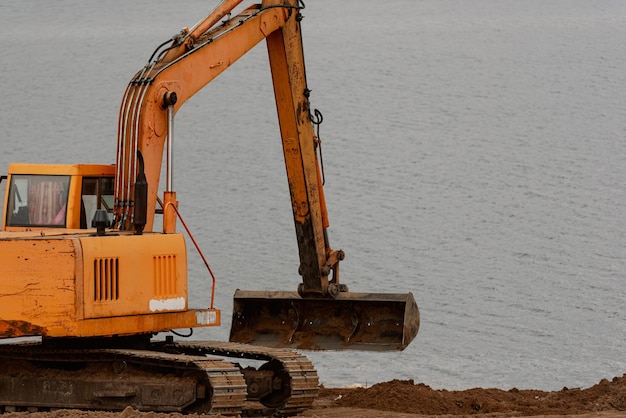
[229,290,419,351]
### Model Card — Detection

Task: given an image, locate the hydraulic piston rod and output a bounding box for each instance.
[163,91,178,233]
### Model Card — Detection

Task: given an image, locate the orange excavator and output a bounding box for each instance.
[0,0,419,415]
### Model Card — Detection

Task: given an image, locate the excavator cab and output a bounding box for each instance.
[2,163,115,232]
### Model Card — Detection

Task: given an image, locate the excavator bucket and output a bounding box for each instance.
[229,290,419,351]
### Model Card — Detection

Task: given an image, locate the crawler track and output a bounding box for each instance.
[164,340,320,416]
[0,340,318,416]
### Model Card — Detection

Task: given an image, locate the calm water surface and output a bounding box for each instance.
[1,0,624,390]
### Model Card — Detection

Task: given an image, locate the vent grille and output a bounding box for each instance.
[153,255,177,298]
[93,258,119,301]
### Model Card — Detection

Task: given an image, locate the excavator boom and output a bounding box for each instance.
[110,0,419,351]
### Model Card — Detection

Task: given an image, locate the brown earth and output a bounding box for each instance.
[3,374,626,418]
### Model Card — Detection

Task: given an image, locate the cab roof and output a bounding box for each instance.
[7,163,115,177]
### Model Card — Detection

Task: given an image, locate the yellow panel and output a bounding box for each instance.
[0,229,218,339]
[0,236,79,337]
[80,232,189,319]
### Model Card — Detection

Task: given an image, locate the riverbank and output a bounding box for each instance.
[3,373,625,417]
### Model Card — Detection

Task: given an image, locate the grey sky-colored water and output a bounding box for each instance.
[1,0,624,390]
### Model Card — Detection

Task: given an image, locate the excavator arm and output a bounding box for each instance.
[266,2,340,297]
[114,0,419,351]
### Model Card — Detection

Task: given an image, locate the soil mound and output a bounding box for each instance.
[325,374,626,415]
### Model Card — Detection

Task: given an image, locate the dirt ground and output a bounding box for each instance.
[3,373,626,418]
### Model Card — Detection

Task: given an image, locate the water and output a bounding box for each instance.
[1,0,625,391]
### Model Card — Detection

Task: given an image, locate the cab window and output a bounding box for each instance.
[81,177,115,228]
[6,175,70,227]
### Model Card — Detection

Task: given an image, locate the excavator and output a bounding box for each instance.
[0,0,419,415]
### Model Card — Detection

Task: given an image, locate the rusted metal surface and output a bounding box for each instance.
[229,290,420,351]
[0,320,47,338]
